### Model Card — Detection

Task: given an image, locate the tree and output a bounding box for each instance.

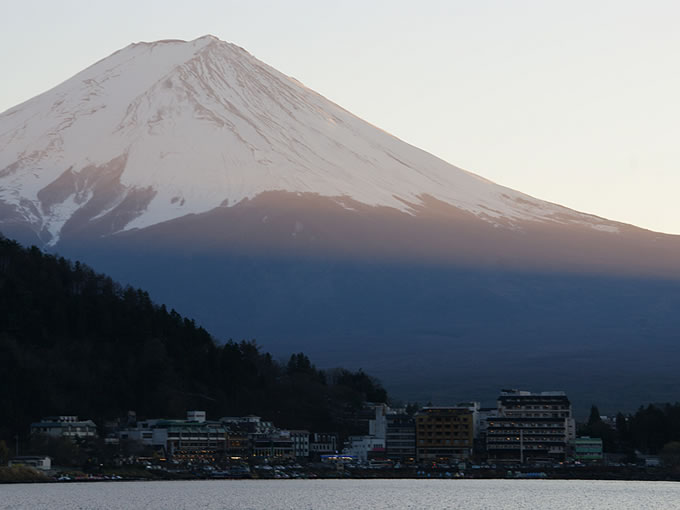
[405,402,421,416]
[629,405,669,454]
[0,440,9,465]
[660,441,680,469]
[28,435,82,467]
[588,405,602,427]
[615,412,628,438]
[578,405,616,452]
[0,237,390,450]
[287,353,314,375]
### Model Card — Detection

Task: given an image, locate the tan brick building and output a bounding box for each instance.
[416,407,474,463]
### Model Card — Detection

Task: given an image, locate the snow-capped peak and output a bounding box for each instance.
[0,36,619,246]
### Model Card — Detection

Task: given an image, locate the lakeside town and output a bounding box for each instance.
[4,389,680,483]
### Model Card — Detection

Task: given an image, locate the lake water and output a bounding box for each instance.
[2,479,679,509]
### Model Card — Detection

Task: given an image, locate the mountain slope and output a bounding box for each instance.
[1,35,621,248]
[2,36,680,412]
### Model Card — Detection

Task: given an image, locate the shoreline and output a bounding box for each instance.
[3,468,680,485]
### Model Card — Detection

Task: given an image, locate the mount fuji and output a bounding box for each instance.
[2,36,680,411]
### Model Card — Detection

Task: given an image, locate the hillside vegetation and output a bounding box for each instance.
[0,235,386,441]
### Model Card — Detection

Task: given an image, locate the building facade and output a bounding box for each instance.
[416,407,474,463]
[225,431,250,460]
[385,414,416,463]
[290,430,310,459]
[571,436,603,463]
[252,432,295,460]
[9,456,52,470]
[343,435,386,462]
[119,411,227,461]
[486,390,575,463]
[158,421,227,461]
[309,433,338,458]
[30,416,97,440]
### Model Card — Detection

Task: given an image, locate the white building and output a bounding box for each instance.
[119,418,163,446]
[343,435,386,462]
[368,404,387,439]
[118,411,227,460]
[342,404,391,462]
[221,415,276,434]
[487,390,576,463]
[30,416,97,439]
[9,456,52,470]
[187,410,206,423]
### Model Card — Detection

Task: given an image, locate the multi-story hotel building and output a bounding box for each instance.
[486,389,575,463]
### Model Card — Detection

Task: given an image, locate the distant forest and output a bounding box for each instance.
[582,404,680,458]
[0,235,387,441]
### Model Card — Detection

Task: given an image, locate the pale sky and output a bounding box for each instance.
[2,0,679,234]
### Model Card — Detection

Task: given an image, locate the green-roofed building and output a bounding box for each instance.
[571,436,603,463]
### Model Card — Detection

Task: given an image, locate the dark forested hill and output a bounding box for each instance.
[0,235,387,441]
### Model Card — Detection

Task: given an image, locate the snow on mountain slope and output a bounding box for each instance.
[0,35,620,246]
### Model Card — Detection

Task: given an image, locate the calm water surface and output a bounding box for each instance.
[2,479,679,509]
